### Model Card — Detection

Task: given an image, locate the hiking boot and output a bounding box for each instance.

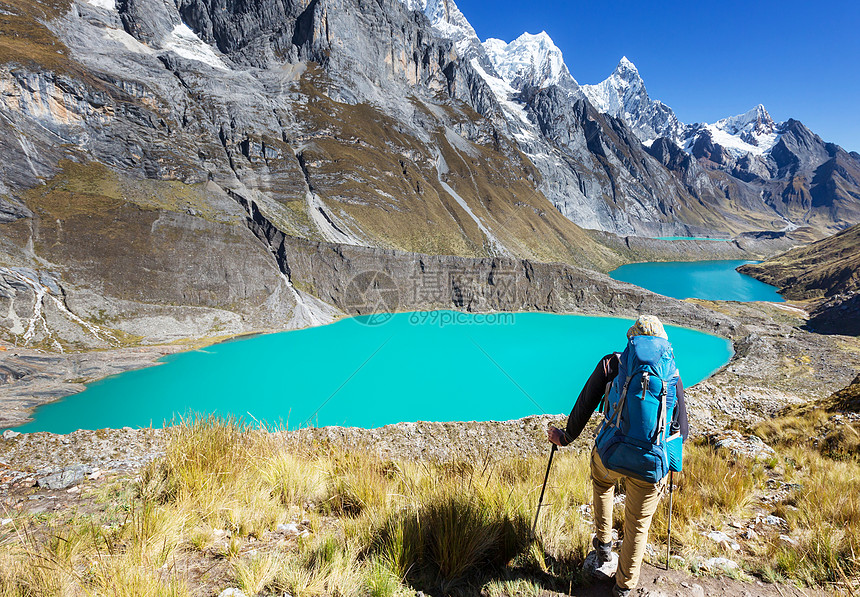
[612,584,631,597]
[592,536,613,566]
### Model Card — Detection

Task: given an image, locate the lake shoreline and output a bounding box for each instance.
[1,239,855,432]
[0,226,812,429]
[2,298,856,439]
[10,311,733,433]
[2,256,744,429]
[608,259,785,302]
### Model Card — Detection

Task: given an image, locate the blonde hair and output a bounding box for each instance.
[627,314,668,340]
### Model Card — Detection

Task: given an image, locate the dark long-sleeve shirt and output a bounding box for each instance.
[559,353,688,446]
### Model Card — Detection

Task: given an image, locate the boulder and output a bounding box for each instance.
[710,430,775,460]
[702,557,740,572]
[37,465,91,490]
[582,549,618,580]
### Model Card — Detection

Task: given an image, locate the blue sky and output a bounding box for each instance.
[456,0,860,153]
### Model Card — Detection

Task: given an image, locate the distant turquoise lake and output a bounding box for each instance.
[652,236,732,242]
[11,312,733,434]
[610,260,784,302]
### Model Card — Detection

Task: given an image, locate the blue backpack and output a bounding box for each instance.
[595,335,682,483]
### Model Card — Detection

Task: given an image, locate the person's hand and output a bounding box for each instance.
[547,426,564,446]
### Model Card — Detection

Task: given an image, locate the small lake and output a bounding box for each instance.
[652,236,732,242]
[610,260,784,302]
[11,312,733,434]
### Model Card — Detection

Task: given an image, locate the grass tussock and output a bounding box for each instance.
[372,487,528,587]
[749,378,860,590]
[761,447,860,587]
[2,416,859,594]
[756,376,860,461]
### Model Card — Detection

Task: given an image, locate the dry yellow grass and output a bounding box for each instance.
[1,417,858,595]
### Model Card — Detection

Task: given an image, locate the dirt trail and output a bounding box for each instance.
[563,562,825,596]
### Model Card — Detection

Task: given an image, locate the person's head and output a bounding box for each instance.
[627,314,668,340]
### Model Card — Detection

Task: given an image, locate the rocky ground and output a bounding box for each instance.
[0,421,840,596]
[0,344,185,429]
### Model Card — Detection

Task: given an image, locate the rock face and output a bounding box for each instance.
[37,464,89,490]
[242,196,737,331]
[0,0,856,353]
[806,294,860,336]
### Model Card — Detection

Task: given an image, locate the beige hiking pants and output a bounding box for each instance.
[591,448,665,590]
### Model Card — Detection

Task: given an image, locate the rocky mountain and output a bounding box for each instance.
[0,0,858,350]
[581,57,684,143]
[580,58,860,234]
[473,35,769,236]
[0,0,628,350]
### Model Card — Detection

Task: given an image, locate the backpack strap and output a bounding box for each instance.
[655,379,667,444]
[607,374,632,429]
[600,380,612,417]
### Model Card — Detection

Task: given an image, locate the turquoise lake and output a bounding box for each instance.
[652,236,732,242]
[610,260,784,302]
[11,312,733,434]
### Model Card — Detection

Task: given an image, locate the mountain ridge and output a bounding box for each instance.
[0,0,858,350]
[452,22,860,236]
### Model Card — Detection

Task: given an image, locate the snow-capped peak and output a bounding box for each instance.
[689,104,781,156]
[482,31,573,90]
[714,104,776,137]
[582,56,685,144]
[582,58,783,158]
[615,56,638,75]
[582,57,646,119]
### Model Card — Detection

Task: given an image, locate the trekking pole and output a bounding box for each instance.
[666,471,674,570]
[531,443,557,539]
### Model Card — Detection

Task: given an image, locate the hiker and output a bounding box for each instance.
[547,314,688,597]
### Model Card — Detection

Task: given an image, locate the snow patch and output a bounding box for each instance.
[469,58,536,140]
[162,24,228,71]
[702,124,778,157]
[84,0,116,10]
